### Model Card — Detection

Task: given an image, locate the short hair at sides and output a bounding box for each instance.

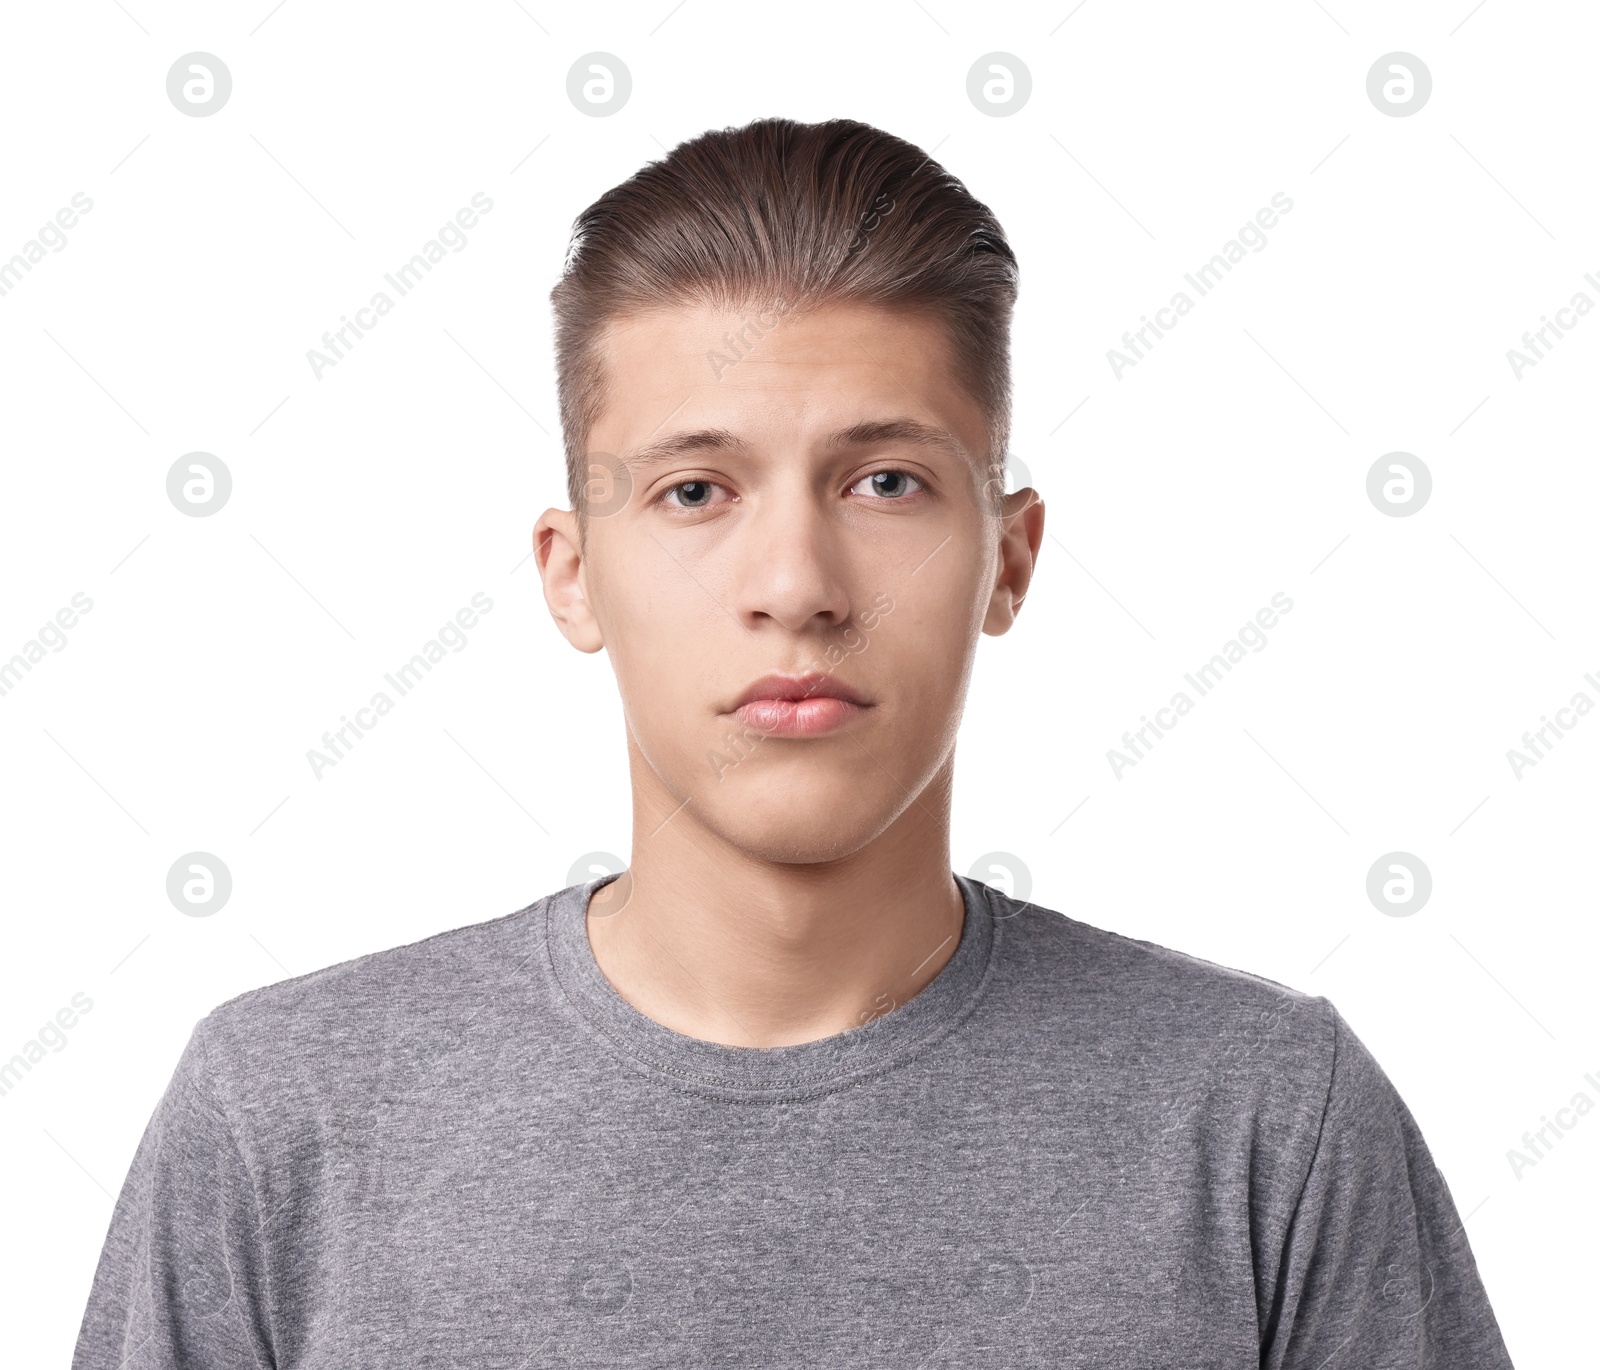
[550,116,1019,513]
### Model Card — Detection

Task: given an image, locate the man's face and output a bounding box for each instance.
[536,300,1041,865]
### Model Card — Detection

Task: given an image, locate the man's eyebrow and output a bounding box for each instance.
[622,417,964,472]
[825,418,963,457]
[623,428,744,471]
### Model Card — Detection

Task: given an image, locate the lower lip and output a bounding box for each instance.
[734,697,863,737]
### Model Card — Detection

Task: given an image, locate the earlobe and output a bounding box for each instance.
[533,509,606,653]
[982,489,1045,637]
[981,588,1022,636]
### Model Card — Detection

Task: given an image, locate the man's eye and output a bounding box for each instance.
[663,480,721,508]
[851,470,924,499]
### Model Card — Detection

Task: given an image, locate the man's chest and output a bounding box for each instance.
[277,1082,1266,1369]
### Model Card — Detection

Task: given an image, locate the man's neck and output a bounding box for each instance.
[585,756,965,1049]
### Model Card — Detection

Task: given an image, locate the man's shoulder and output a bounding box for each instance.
[192,890,561,1080]
[982,886,1338,1071]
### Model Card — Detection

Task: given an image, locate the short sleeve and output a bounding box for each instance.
[1260,1003,1515,1369]
[72,1018,276,1369]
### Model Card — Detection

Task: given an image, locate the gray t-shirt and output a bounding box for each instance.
[74,875,1514,1368]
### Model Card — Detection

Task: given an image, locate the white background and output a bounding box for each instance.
[2,1,1595,1364]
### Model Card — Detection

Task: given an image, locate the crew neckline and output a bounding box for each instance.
[542,872,1001,1101]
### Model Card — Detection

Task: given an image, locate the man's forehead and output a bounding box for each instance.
[586,302,989,466]
[596,302,960,384]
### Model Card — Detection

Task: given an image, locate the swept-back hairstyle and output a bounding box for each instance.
[550,116,1019,510]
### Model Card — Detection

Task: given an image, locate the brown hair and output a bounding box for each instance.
[549,117,1019,511]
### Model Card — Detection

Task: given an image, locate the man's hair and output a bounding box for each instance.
[550,116,1019,512]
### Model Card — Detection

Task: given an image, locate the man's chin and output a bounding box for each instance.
[699,824,886,867]
[688,784,904,867]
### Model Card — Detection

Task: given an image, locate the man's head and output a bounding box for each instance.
[535,118,1044,869]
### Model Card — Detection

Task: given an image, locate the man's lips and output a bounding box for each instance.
[729,672,868,738]
[731,672,865,709]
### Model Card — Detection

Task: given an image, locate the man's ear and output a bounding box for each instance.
[982,489,1045,636]
[533,508,605,653]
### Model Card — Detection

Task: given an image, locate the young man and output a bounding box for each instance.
[75,119,1514,1368]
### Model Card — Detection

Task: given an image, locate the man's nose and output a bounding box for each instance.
[731,494,852,633]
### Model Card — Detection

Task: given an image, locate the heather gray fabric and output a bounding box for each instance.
[74,875,1515,1368]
